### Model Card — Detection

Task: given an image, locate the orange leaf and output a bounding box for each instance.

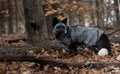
[45,11,54,16]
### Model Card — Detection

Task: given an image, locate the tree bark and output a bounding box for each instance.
[96,0,104,28]
[8,0,14,33]
[7,0,26,34]
[45,15,53,39]
[0,0,8,35]
[23,0,48,43]
[0,41,65,54]
[114,0,120,30]
[15,0,26,33]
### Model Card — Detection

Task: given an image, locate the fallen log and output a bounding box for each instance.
[0,41,65,54]
[0,55,119,69]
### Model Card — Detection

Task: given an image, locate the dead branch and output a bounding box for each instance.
[0,55,120,69]
[5,38,28,43]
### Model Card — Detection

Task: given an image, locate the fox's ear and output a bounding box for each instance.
[53,17,59,27]
[61,18,67,25]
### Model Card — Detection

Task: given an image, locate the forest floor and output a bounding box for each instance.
[0,30,120,74]
[0,43,120,74]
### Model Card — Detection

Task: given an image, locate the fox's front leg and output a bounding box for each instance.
[67,44,78,55]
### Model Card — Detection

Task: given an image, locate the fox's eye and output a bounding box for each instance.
[61,26,64,28]
[56,26,60,29]
[56,25,65,30]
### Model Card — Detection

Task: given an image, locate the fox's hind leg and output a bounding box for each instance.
[87,46,98,54]
[96,34,112,56]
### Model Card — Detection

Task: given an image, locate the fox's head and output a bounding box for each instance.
[52,18,67,35]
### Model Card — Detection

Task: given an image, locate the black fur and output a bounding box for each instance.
[87,34,111,55]
[52,18,111,56]
[96,34,111,55]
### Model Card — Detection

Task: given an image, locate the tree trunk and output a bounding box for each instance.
[114,0,120,30]
[23,0,48,43]
[8,0,15,33]
[7,0,26,34]
[96,0,104,28]
[68,13,81,26]
[45,15,53,39]
[67,0,82,26]
[15,0,26,33]
[90,0,97,27]
[118,0,120,23]
[0,0,8,36]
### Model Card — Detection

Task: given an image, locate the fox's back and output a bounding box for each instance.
[70,25,104,46]
[70,25,87,43]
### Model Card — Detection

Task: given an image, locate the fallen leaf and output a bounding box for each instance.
[117,55,120,61]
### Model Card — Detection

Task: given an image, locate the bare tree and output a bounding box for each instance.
[23,0,48,43]
[0,0,8,35]
[114,0,120,29]
[7,0,26,34]
[15,0,26,33]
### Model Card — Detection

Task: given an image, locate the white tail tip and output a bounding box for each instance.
[98,48,108,56]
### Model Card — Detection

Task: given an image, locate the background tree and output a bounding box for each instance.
[8,0,26,34]
[0,0,8,35]
[114,0,120,29]
[23,0,48,43]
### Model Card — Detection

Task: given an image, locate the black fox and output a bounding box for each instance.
[52,18,112,56]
